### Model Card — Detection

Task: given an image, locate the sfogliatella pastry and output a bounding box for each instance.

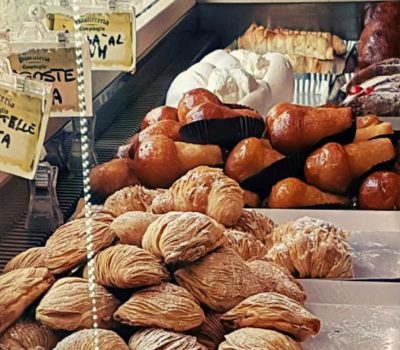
[131,135,223,188]
[110,211,159,246]
[305,139,395,194]
[225,137,285,183]
[267,103,354,154]
[114,282,205,332]
[174,248,264,313]
[3,246,45,273]
[54,329,129,350]
[129,328,207,350]
[218,328,302,350]
[247,260,306,304]
[221,292,320,341]
[151,166,244,226]
[36,277,120,330]
[269,178,350,208]
[93,245,169,289]
[0,318,64,350]
[141,106,179,130]
[196,312,226,350]
[359,171,400,210]
[0,267,55,333]
[223,230,268,261]
[266,217,354,278]
[90,158,140,198]
[142,211,225,265]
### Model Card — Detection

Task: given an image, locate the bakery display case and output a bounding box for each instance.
[0,0,399,349]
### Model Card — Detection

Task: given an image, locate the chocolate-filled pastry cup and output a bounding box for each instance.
[180,116,265,149]
[241,153,306,199]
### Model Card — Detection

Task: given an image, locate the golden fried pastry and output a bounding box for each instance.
[242,189,260,207]
[354,122,394,142]
[3,247,45,273]
[44,218,115,274]
[230,210,275,248]
[138,120,181,143]
[104,185,164,217]
[0,268,54,333]
[225,137,285,183]
[196,312,226,350]
[356,115,380,129]
[218,328,303,350]
[36,277,120,331]
[221,292,320,341]
[90,158,140,198]
[93,245,169,289]
[266,217,353,278]
[174,248,264,313]
[114,282,204,332]
[142,211,225,265]
[110,211,159,246]
[305,139,395,193]
[223,230,267,261]
[141,106,179,130]
[151,166,244,226]
[129,328,207,350]
[0,318,64,350]
[54,329,128,350]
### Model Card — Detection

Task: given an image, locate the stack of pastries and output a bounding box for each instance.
[1,167,358,348]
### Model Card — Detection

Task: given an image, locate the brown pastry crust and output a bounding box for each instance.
[142,211,225,265]
[219,328,303,350]
[141,106,179,130]
[110,211,159,246]
[93,245,169,289]
[36,277,120,331]
[354,122,393,142]
[221,292,320,341]
[359,171,400,210]
[242,189,260,208]
[114,282,205,332]
[364,1,400,26]
[74,204,116,224]
[174,248,264,313]
[44,218,115,274]
[356,115,381,129]
[3,247,45,273]
[225,137,285,182]
[54,329,128,350]
[223,230,267,261]
[196,312,225,350]
[0,268,55,334]
[138,119,181,142]
[129,328,207,350]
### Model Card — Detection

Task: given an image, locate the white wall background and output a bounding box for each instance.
[0,0,41,31]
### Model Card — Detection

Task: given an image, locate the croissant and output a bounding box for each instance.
[221,292,320,341]
[266,217,353,278]
[151,166,244,226]
[305,139,395,193]
[267,103,353,154]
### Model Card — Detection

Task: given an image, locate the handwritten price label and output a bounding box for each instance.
[0,88,50,179]
[48,12,136,71]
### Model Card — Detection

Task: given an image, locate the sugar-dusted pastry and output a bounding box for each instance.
[141,106,179,129]
[305,139,396,193]
[221,292,320,341]
[225,137,285,183]
[44,218,115,274]
[223,230,267,261]
[364,1,400,26]
[174,248,264,313]
[142,211,225,265]
[266,217,353,278]
[3,246,45,273]
[359,171,400,210]
[247,260,305,304]
[93,245,169,289]
[0,318,64,350]
[354,122,393,142]
[114,282,205,332]
[0,268,54,333]
[54,329,128,350]
[138,119,181,142]
[74,203,116,224]
[151,166,244,226]
[218,328,302,350]
[132,135,223,188]
[196,312,226,350]
[110,211,159,246]
[104,185,163,217]
[229,210,275,247]
[267,103,353,154]
[269,178,350,208]
[242,189,260,207]
[129,328,207,350]
[37,277,120,330]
